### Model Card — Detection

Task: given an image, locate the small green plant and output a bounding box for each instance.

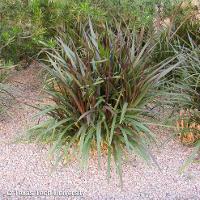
[27,20,179,184]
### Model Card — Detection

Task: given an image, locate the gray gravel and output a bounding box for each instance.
[0,64,200,200]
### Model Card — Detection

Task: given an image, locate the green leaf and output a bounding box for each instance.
[120,102,128,124]
[81,128,94,169]
[119,127,131,152]
[96,121,102,169]
[48,123,74,157]
[113,141,123,187]
[109,114,117,145]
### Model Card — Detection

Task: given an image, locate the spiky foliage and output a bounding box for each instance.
[27,21,179,183]
[174,40,200,171]
[176,42,200,134]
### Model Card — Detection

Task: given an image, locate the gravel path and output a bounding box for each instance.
[0,63,200,200]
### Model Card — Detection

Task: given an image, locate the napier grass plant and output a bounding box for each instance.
[28,21,180,184]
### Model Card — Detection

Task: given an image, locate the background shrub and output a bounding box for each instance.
[0,0,185,64]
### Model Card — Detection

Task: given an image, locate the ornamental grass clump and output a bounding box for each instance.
[173,41,200,171]
[175,42,200,145]
[28,21,179,183]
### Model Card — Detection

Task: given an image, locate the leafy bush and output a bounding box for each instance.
[0,0,185,64]
[27,20,179,183]
[0,0,59,63]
